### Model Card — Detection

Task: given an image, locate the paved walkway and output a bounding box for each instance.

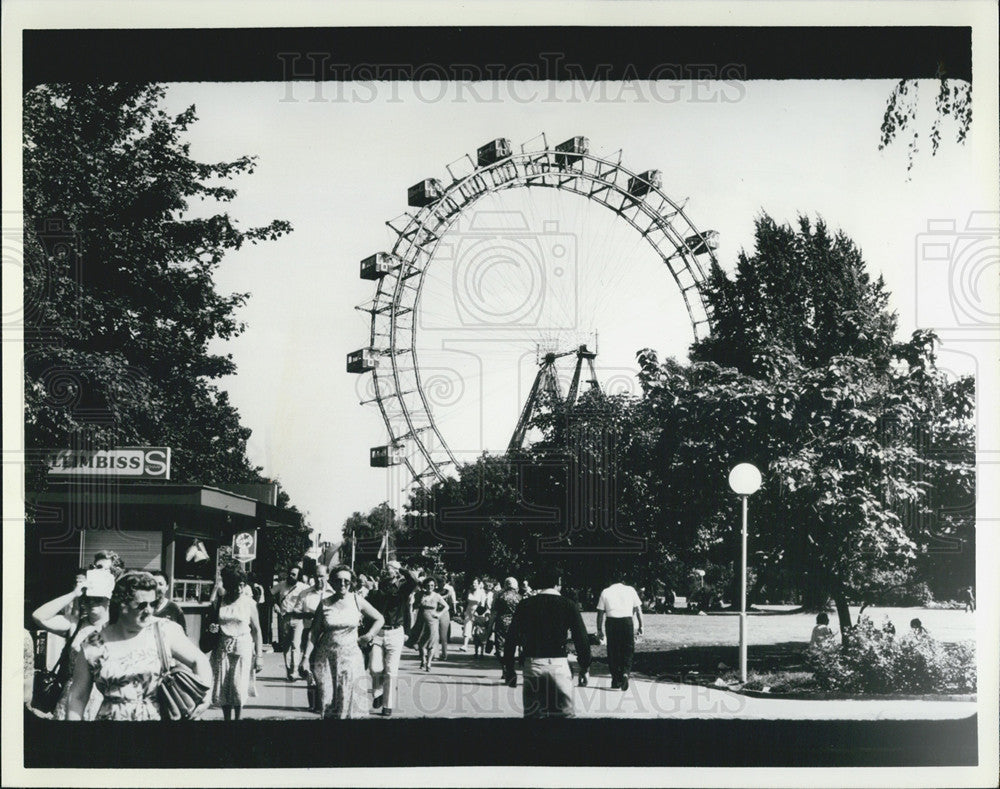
[201,647,976,721]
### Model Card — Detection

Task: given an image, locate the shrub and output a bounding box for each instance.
[806,616,976,694]
[941,640,977,693]
[878,580,935,607]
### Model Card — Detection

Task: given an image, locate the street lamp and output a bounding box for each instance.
[728,462,762,684]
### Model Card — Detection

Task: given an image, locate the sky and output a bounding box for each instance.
[158,78,988,542]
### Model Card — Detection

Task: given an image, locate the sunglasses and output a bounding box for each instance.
[128,600,156,611]
[332,577,352,586]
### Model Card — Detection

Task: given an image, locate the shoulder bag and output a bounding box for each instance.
[154,620,211,721]
[198,598,220,654]
[32,622,83,714]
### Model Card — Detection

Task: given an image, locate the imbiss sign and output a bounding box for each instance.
[47,447,171,480]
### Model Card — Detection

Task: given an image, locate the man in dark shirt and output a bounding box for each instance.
[366,560,420,716]
[503,566,591,718]
[150,570,187,630]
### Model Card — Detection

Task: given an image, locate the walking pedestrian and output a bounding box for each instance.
[437,577,458,659]
[302,565,384,719]
[485,578,498,612]
[963,586,976,612]
[210,564,264,721]
[502,566,591,718]
[271,566,308,680]
[32,568,114,719]
[293,567,330,710]
[595,573,644,690]
[66,570,211,720]
[366,560,420,716]
[414,577,447,671]
[489,577,521,675]
[461,577,487,652]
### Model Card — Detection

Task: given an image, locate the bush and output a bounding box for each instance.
[806,616,976,694]
[859,568,935,606]
[941,640,977,692]
[877,580,934,607]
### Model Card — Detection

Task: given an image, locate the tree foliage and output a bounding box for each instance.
[692,216,897,373]
[23,83,294,503]
[879,75,972,174]
[341,502,413,563]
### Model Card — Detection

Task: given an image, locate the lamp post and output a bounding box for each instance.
[728,462,762,684]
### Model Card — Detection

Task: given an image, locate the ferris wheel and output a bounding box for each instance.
[348,134,719,489]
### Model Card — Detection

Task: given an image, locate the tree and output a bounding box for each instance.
[23,83,292,501]
[341,502,410,563]
[404,455,542,579]
[658,214,976,636]
[402,390,670,599]
[692,215,897,374]
[256,520,313,581]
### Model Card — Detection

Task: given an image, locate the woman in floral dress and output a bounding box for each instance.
[489,577,522,674]
[302,565,384,719]
[66,570,211,721]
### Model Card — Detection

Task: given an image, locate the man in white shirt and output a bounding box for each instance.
[596,575,644,690]
[271,565,308,681]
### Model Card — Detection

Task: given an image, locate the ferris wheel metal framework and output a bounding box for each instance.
[348,134,720,490]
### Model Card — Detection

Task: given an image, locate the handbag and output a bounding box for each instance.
[32,622,83,714]
[153,620,211,721]
[199,599,220,653]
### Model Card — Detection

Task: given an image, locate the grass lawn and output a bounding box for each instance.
[577,606,977,685]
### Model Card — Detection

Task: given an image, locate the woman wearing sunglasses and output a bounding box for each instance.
[66,570,211,720]
[302,565,384,718]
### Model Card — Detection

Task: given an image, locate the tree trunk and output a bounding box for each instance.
[833,591,853,646]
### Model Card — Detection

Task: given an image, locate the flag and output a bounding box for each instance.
[376,531,389,561]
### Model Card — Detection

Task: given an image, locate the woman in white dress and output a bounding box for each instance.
[210,564,263,721]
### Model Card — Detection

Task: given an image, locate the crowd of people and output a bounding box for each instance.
[268,562,552,715]
[264,562,647,718]
[26,551,651,720]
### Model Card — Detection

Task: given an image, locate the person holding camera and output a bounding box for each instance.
[32,567,115,720]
